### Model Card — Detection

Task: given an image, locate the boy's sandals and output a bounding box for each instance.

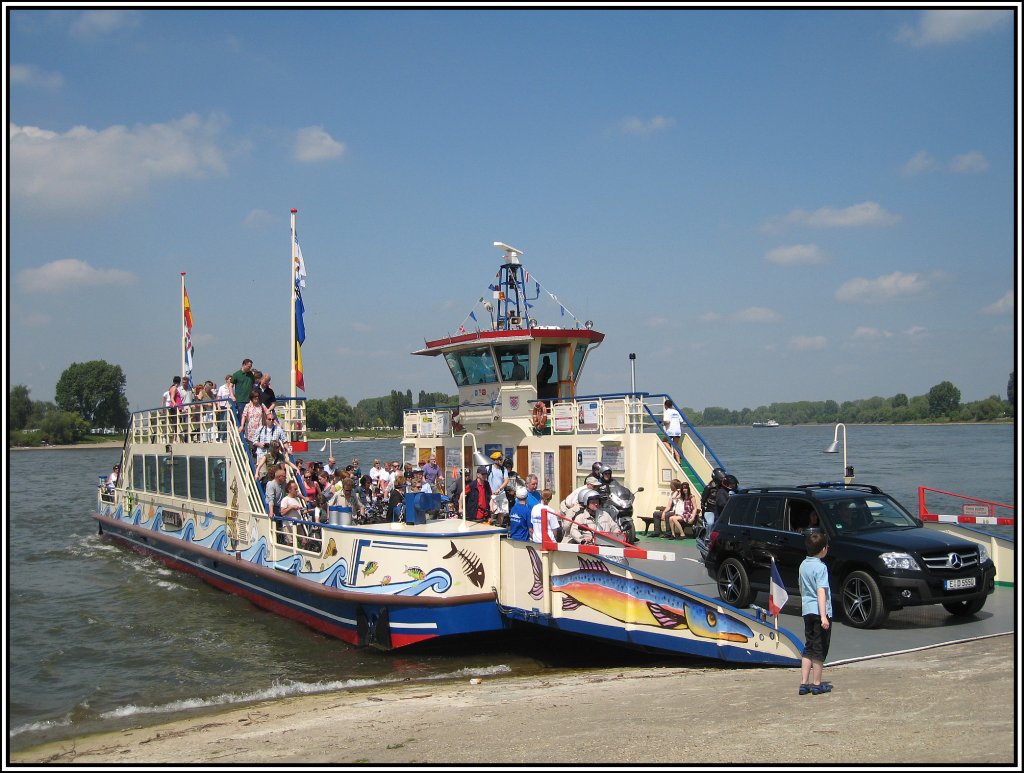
[811,682,833,695]
[798,684,811,696]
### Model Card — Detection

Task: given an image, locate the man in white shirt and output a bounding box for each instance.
[662,399,684,462]
[369,459,387,487]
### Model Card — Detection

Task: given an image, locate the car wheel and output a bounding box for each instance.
[942,597,986,617]
[840,570,888,629]
[716,558,753,608]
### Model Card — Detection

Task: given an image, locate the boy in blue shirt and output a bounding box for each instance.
[799,530,833,695]
[508,486,532,542]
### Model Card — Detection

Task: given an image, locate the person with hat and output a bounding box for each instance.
[487,452,509,526]
[560,475,601,523]
[567,489,601,545]
[508,486,532,541]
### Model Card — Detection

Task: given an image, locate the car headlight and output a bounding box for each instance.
[880,552,920,571]
[977,543,990,564]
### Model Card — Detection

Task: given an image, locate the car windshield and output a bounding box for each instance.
[821,496,918,533]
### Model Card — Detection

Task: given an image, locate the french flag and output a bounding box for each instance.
[769,557,789,617]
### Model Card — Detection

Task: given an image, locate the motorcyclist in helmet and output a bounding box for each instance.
[597,464,614,494]
[714,474,739,523]
[567,489,601,544]
[699,467,728,535]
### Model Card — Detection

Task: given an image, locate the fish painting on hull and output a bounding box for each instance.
[527,547,752,643]
[443,541,485,588]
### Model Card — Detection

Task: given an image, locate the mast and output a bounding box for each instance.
[180,272,188,389]
[290,209,298,398]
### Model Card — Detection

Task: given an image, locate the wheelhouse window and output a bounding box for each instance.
[495,344,530,382]
[172,457,189,498]
[208,457,228,505]
[189,457,207,501]
[572,343,590,381]
[445,347,498,386]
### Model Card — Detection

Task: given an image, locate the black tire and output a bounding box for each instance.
[840,570,888,628]
[716,558,753,608]
[943,597,987,617]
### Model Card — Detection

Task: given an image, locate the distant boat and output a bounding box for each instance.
[752,419,780,428]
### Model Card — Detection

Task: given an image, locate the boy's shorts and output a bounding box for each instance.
[803,614,831,662]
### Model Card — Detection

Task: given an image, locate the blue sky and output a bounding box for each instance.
[6,6,1019,415]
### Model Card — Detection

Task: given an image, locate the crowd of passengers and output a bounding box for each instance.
[157,359,625,549]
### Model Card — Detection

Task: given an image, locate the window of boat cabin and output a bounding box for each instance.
[144,455,158,492]
[189,457,207,501]
[495,344,530,382]
[132,455,144,490]
[445,347,498,387]
[172,456,189,498]
[207,457,228,504]
[538,346,560,400]
[572,343,590,382]
[158,455,172,494]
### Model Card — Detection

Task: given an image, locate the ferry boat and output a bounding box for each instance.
[94,228,802,666]
[752,419,780,428]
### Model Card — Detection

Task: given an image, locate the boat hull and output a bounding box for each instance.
[94,513,505,650]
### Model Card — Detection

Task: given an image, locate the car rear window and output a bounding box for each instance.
[752,497,784,529]
[724,496,755,526]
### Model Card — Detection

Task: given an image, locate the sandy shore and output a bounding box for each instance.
[10,635,1015,766]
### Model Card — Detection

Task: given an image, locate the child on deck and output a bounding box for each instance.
[799,529,833,696]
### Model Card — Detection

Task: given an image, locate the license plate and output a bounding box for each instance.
[945,577,976,590]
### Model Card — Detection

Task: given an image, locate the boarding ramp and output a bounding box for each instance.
[495,517,802,666]
[918,486,1015,586]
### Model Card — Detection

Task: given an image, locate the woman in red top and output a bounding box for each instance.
[464,467,492,522]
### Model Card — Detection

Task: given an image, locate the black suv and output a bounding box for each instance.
[700,483,996,628]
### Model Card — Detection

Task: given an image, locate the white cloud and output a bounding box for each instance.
[949,151,990,174]
[981,290,1013,315]
[699,311,722,322]
[9,64,63,90]
[790,335,827,351]
[897,10,1012,47]
[765,244,827,266]
[904,325,928,340]
[851,326,893,340]
[22,312,51,326]
[18,259,136,293]
[732,307,781,323]
[70,10,140,38]
[761,201,901,233]
[619,115,676,137]
[835,271,929,304]
[294,126,345,162]
[243,209,275,229]
[900,150,938,177]
[9,114,228,213]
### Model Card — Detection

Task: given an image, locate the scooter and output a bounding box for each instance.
[600,481,644,544]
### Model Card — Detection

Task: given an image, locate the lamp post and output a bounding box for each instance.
[823,423,855,484]
[628,352,636,394]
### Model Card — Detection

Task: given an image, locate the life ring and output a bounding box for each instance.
[532,401,549,431]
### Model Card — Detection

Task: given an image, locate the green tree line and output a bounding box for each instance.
[306,389,457,432]
[683,376,1015,427]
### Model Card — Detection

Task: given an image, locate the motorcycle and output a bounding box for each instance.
[599,481,644,544]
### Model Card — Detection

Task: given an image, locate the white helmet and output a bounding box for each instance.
[578,489,602,507]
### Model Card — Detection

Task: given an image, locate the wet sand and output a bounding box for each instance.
[10,635,1015,765]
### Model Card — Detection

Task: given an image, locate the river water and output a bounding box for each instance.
[6,424,1016,750]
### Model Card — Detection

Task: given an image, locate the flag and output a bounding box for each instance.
[458,325,466,334]
[769,557,789,617]
[183,286,193,332]
[295,284,306,345]
[469,310,477,322]
[524,270,530,283]
[294,284,305,391]
[294,241,307,289]
[184,336,194,389]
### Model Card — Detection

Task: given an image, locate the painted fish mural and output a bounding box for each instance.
[361,561,379,577]
[527,547,752,643]
[443,541,485,588]
[405,566,426,581]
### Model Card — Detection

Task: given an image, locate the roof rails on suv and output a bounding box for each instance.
[796,483,885,495]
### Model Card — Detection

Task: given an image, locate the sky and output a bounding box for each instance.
[5,5,1020,416]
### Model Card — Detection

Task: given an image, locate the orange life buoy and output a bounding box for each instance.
[531,401,549,431]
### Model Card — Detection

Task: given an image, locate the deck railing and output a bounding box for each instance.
[918,486,1015,528]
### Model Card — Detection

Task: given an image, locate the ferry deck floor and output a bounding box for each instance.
[631,534,1015,665]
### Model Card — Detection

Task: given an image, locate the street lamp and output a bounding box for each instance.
[319,437,346,457]
[823,423,855,484]
[628,352,636,394]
